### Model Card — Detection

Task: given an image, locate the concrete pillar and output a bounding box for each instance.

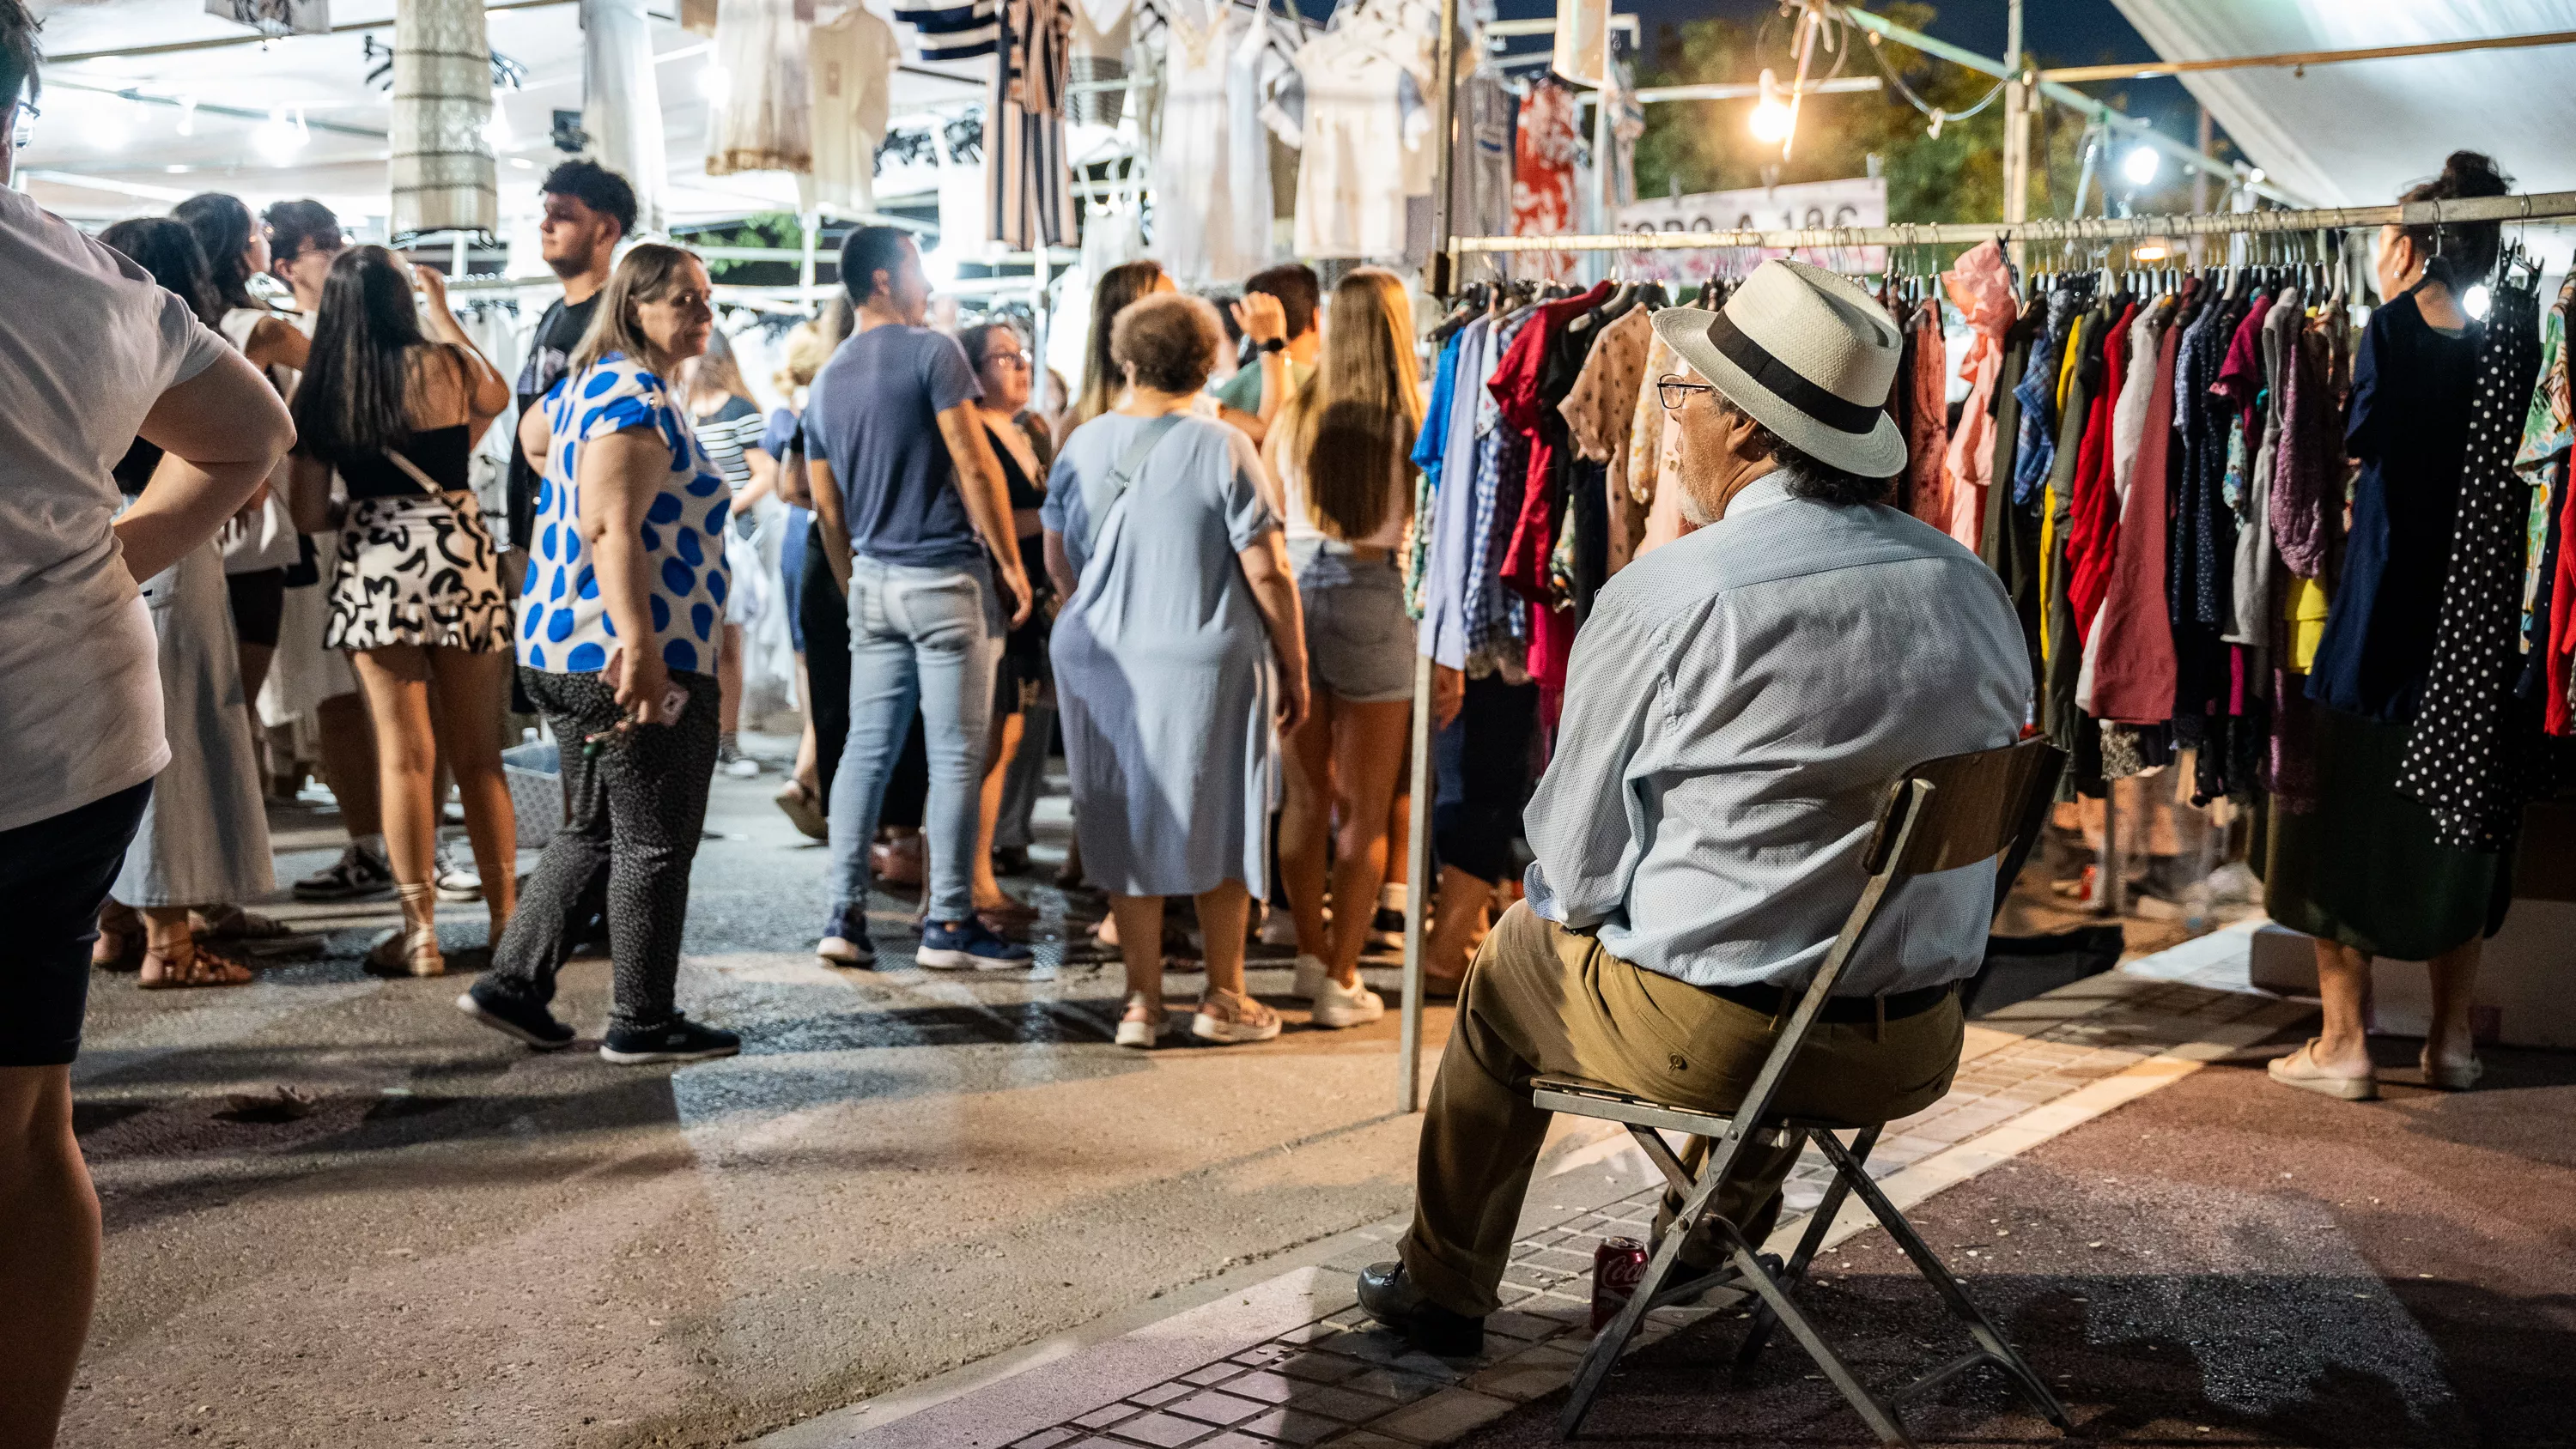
[389,0,498,237]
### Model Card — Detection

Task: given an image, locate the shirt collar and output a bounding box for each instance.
[1728,471,1795,517]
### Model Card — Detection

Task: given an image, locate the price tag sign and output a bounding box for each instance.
[1614,177,1889,282]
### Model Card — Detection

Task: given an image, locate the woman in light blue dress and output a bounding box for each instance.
[1042,294,1309,1050]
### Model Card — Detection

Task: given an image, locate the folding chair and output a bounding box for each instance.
[1534,737,2068,1445]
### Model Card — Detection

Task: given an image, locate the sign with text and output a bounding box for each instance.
[1614,177,1887,282]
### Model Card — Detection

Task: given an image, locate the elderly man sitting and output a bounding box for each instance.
[1358,259,2032,1355]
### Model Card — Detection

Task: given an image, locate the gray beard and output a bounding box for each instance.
[1675,477,1724,527]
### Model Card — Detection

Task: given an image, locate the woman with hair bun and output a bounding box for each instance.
[2266,149,2513,1103]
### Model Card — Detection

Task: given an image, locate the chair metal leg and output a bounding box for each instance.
[1734,1125,1878,1372]
[1809,1131,2073,1430]
[1726,1243,1916,1447]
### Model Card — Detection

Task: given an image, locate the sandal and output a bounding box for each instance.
[773,779,828,841]
[139,940,257,989]
[363,882,447,979]
[192,905,324,958]
[1114,993,1170,1049]
[1191,987,1282,1045]
[94,901,146,973]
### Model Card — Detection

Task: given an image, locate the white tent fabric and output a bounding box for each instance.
[2106,0,2576,208]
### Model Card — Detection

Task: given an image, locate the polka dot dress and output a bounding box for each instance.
[2397,279,2546,852]
[518,354,734,678]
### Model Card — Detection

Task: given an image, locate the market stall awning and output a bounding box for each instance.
[2104,0,2576,208]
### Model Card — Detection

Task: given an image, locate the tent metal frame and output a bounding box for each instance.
[1393,152,2576,1112]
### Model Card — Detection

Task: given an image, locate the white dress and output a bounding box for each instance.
[1146,0,1242,285]
[706,0,811,176]
[804,2,896,215]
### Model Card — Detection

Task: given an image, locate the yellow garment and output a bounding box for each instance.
[2039,486,2057,661]
[2286,574,2330,672]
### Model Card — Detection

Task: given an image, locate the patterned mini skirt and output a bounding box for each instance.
[325,493,512,653]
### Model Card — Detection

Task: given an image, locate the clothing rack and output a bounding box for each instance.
[1387,173,2576,1113]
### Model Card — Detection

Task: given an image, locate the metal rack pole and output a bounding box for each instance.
[1399,0,1464,1117]
[1444,189,2576,264]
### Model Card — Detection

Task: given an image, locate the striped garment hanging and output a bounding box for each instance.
[988,0,1074,248]
[896,0,1000,60]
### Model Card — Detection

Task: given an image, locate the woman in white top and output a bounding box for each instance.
[174,193,308,783]
[1262,267,1423,1030]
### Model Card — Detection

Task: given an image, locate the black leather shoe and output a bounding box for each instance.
[1356,1263,1485,1357]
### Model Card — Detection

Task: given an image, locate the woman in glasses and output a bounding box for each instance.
[957,320,1055,920]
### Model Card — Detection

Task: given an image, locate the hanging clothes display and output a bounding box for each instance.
[895,0,999,59]
[804,2,896,215]
[707,0,812,177]
[2515,273,2573,735]
[1226,3,1288,276]
[583,0,669,234]
[989,0,1074,248]
[1274,0,1434,261]
[1902,294,1953,537]
[1940,240,2014,549]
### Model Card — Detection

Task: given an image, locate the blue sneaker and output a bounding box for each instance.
[916,916,1032,970]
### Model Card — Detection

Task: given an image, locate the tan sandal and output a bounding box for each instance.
[139,940,257,990]
[364,882,446,979]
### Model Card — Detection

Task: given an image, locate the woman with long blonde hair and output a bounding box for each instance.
[1263,267,1425,1030]
[677,328,775,777]
[1073,259,1174,427]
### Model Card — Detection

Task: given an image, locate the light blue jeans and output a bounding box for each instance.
[824,555,1003,937]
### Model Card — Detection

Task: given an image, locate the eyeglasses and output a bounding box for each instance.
[989,352,1030,370]
[9,100,38,151]
[1656,374,1715,412]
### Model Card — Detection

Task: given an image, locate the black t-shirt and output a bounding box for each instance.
[507,292,603,549]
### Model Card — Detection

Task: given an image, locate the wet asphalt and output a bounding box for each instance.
[64,754,1449,1448]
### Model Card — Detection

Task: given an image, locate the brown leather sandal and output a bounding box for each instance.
[138,940,257,990]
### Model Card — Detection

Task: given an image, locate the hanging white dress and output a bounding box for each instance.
[1225,3,1284,274]
[1146,0,1240,284]
[1280,27,1418,261]
[706,0,812,175]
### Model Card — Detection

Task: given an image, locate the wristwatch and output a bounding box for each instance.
[1257,337,1288,355]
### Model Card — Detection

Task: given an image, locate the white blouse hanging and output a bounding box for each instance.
[803,2,896,215]
[706,0,812,176]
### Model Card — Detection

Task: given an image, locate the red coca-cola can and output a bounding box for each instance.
[1591,1237,1650,1331]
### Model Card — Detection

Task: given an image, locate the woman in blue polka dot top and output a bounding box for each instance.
[459,244,743,1066]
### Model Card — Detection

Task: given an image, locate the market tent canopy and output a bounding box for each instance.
[20,0,986,231]
[2105,0,2576,208]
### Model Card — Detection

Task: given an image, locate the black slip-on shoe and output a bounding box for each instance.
[456,985,575,1051]
[1356,1262,1485,1357]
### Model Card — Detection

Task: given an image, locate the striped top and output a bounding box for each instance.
[896,0,999,59]
[695,395,765,492]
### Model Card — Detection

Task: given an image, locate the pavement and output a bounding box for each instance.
[62,743,1460,1449]
[63,742,2576,1449]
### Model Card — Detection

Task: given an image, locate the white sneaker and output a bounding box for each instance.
[817,935,876,968]
[1291,952,1330,1001]
[1115,993,1169,1049]
[1309,973,1386,1029]
[434,844,482,902]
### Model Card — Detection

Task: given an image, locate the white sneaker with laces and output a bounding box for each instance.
[1291,952,1329,1001]
[1309,973,1385,1029]
[434,844,482,902]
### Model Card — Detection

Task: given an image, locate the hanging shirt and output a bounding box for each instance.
[1419,316,1493,671]
[1066,0,1132,124]
[1558,305,1653,573]
[1939,241,2014,548]
[895,0,999,59]
[805,3,896,215]
[1149,1,1246,282]
[1509,80,1579,279]
[989,0,1074,248]
[1279,23,1430,261]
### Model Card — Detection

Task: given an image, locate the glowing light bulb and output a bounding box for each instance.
[2464,283,2492,320]
[2123,146,2160,186]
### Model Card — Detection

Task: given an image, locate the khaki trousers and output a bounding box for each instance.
[1398,902,1965,1319]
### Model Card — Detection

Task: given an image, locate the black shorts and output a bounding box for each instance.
[228,567,289,648]
[0,780,152,1067]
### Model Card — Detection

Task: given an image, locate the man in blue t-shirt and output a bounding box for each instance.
[804,227,1033,970]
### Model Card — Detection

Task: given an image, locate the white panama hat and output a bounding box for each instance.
[1649,258,1908,480]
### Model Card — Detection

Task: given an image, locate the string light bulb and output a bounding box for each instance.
[2123,146,2160,186]
[1748,69,1795,145]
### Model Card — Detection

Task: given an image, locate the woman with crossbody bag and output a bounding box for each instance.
[289,247,515,977]
[1041,293,1309,1049]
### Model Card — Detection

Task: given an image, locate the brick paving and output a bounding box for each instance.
[800,963,2309,1449]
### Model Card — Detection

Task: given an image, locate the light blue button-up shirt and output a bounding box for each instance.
[1522,475,2032,996]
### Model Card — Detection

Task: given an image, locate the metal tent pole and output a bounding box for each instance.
[1400,0,1463,1117]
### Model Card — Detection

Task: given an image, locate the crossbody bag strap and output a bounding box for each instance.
[381,447,466,501]
[1080,413,1187,558]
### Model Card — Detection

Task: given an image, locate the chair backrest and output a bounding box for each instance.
[1704,737,2066,1152]
[1861,736,2067,918]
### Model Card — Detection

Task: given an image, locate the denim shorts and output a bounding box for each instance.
[1292,541,1417,705]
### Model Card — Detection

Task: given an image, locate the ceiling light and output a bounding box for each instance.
[253,106,308,162]
[2122,146,2160,186]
